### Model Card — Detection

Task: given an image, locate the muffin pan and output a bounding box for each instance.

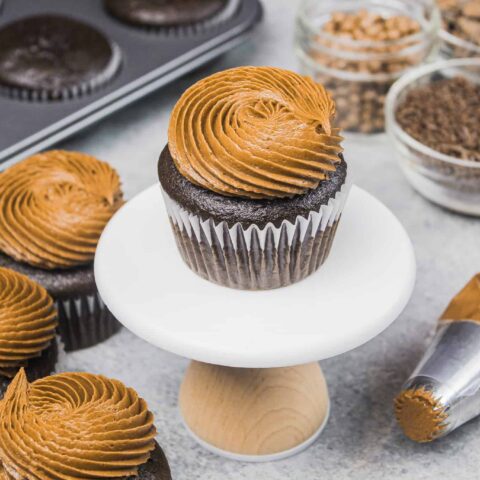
[0,0,262,165]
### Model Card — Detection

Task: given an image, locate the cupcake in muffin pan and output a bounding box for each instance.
[0,268,58,399]
[0,150,124,351]
[0,369,172,480]
[0,14,122,101]
[104,0,241,33]
[158,66,350,290]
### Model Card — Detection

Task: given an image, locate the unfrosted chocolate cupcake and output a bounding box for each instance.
[0,268,58,399]
[0,150,124,350]
[0,370,171,480]
[105,0,229,28]
[0,15,121,101]
[158,66,350,290]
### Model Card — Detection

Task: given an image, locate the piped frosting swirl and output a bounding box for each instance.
[0,369,157,480]
[0,268,57,378]
[0,150,123,270]
[168,66,343,199]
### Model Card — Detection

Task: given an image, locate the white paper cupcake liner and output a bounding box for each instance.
[56,290,122,351]
[161,179,351,290]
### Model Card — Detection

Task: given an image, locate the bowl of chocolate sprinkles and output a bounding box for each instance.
[386,58,480,216]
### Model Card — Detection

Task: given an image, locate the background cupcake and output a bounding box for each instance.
[158,66,350,290]
[0,15,121,101]
[104,0,234,29]
[0,268,57,398]
[0,369,171,480]
[0,150,124,351]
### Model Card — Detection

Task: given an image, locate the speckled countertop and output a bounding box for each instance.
[56,1,480,478]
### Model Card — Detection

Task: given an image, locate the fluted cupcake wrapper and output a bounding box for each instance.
[56,290,122,351]
[161,181,351,290]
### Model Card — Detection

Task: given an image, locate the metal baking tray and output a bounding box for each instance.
[0,0,263,165]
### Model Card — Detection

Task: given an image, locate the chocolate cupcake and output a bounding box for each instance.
[0,150,124,351]
[0,15,121,101]
[158,66,350,290]
[104,0,233,29]
[0,268,58,399]
[0,369,172,480]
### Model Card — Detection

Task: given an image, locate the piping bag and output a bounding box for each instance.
[395,274,480,442]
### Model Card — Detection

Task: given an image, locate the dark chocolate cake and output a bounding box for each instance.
[0,252,95,300]
[105,0,228,28]
[159,146,347,228]
[0,340,58,400]
[0,15,121,100]
[125,443,172,480]
[0,253,121,352]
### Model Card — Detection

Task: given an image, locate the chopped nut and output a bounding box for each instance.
[458,16,480,41]
[439,0,480,51]
[463,1,480,18]
[311,9,424,133]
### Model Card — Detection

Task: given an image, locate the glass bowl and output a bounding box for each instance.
[386,58,480,216]
[437,0,480,59]
[295,0,439,134]
[439,29,480,59]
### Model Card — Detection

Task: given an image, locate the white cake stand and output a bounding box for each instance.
[95,184,415,462]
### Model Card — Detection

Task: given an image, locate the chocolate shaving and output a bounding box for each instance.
[395,76,480,163]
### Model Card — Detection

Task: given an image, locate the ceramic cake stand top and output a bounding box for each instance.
[95,184,415,368]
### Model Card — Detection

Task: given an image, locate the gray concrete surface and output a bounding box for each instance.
[57,1,480,478]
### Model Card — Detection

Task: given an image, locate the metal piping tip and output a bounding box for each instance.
[394,274,480,443]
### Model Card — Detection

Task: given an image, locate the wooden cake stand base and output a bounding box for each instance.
[179,361,329,460]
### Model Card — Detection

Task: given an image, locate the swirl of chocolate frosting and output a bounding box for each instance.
[0,369,157,480]
[0,268,57,378]
[0,150,123,270]
[168,66,343,199]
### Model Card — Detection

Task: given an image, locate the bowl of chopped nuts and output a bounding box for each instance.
[438,0,480,59]
[295,0,439,134]
[386,58,480,216]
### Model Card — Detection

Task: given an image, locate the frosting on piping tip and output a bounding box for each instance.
[0,150,124,270]
[394,387,447,443]
[440,274,480,323]
[168,66,343,199]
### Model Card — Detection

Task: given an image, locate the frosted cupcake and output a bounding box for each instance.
[0,268,57,398]
[0,150,124,350]
[158,66,350,290]
[0,369,171,480]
